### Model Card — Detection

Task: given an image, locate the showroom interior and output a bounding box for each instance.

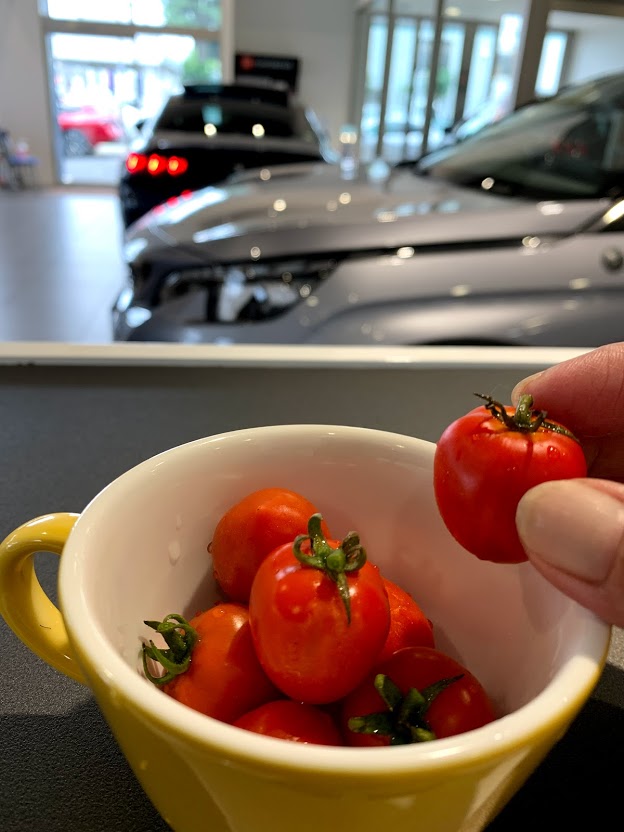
[2,0,624,344]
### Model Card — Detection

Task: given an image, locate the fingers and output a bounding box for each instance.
[516,478,624,627]
[512,342,624,436]
[511,342,624,480]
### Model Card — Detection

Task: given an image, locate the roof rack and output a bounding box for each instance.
[182,83,290,108]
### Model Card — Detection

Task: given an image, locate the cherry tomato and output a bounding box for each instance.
[340,646,496,747]
[434,393,587,564]
[210,487,329,602]
[233,699,343,746]
[378,577,435,663]
[249,514,390,704]
[142,604,279,723]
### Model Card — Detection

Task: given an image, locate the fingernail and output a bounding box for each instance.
[511,372,543,404]
[516,480,624,582]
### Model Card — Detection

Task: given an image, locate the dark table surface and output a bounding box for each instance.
[1,355,622,832]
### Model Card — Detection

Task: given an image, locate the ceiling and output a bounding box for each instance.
[364,0,624,30]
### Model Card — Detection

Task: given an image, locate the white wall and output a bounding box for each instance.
[0,0,56,186]
[234,0,356,146]
[551,10,624,84]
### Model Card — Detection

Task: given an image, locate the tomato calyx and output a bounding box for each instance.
[142,613,199,685]
[347,672,463,745]
[293,513,367,625]
[475,392,579,441]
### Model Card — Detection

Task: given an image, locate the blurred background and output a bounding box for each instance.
[2,0,624,347]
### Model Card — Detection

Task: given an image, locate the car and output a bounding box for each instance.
[57,106,125,157]
[118,82,338,229]
[113,72,624,348]
[442,97,509,147]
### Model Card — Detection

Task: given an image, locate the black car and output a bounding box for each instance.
[118,82,337,228]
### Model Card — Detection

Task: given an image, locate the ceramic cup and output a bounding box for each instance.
[0,425,611,832]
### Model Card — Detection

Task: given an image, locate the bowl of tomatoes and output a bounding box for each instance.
[0,423,611,832]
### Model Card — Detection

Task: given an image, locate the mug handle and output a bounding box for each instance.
[0,512,88,685]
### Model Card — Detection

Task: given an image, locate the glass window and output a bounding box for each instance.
[464,26,497,118]
[360,14,389,157]
[384,18,418,132]
[49,30,221,184]
[536,31,569,98]
[43,0,221,30]
[431,22,465,132]
[155,99,305,139]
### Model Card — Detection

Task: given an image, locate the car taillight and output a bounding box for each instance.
[125,153,190,176]
[167,156,189,176]
[147,154,167,175]
[126,152,147,173]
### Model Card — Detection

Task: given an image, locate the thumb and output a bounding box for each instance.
[516,478,624,627]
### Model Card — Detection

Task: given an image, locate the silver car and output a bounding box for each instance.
[114,73,624,347]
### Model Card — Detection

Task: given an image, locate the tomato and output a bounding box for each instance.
[340,646,496,747]
[434,393,587,564]
[142,604,279,723]
[233,699,343,746]
[378,578,435,663]
[210,487,329,602]
[249,514,390,704]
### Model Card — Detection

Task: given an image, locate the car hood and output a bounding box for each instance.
[128,161,610,263]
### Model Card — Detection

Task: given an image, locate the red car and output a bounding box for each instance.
[57,106,124,156]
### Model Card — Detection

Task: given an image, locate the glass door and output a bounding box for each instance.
[359,14,390,163]
[355,1,571,163]
[463,25,498,117]
[48,31,221,185]
[40,0,228,186]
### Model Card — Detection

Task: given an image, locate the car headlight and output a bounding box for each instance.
[158,258,337,323]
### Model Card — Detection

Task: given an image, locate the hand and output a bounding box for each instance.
[512,341,624,627]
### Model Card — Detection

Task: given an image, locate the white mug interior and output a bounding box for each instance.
[59,424,610,774]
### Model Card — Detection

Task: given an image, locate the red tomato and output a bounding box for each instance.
[434,393,587,564]
[210,487,329,602]
[233,699,343,746]
[249,514,390,704]
[142,604,279,723]
[378,578,435,662]
[340,646,496,746]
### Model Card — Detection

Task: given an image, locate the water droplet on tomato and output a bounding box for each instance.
[547,445,560,461]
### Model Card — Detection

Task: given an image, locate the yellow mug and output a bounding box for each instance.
[0,425,611,832]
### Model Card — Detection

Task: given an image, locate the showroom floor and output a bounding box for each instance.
[0,187,125,343]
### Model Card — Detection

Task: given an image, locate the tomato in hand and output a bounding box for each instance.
[249,514,390,704]
[434,393,587,564]
[341,646,496,747]
[210,487,329,602]
[233,699,343,746]
[378,577,435,663]
[142,604,279,723]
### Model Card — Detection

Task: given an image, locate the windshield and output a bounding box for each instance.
[155,98,317,142]
[419,78,624,200]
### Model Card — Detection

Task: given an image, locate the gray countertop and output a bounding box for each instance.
[1,350,622,831]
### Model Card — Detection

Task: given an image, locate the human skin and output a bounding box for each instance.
[512,341,624,627]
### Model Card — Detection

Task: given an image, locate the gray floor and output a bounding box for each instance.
[0,187,126,343]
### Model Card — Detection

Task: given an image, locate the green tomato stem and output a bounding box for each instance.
[292,513,367,625]
[347,672,464,745]
[141,613,198,686]
[474,392,579,441]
